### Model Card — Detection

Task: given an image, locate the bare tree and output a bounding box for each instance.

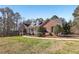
[0,7,21,36]
[14,12,21,31]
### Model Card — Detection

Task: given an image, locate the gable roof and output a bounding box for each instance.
[42,18,62,27]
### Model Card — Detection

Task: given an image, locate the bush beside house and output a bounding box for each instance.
[37,26,46,37]
[53,25,62,36]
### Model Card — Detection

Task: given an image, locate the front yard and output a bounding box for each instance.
[0,36,79,54]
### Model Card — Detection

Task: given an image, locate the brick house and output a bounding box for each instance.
[42,18,62,34]
[19,17,63,35]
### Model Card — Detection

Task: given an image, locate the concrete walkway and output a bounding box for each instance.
[23,36,79,41]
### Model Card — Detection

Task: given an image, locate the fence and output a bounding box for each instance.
[0,31,19,36]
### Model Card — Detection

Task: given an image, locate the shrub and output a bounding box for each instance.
[37,26,46,37]
[53,25,62,36]
[62,23,71,34]
[49,33,52,36]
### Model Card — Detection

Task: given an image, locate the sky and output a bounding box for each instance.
[0,5,77,22]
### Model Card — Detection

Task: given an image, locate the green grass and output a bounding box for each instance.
[0,36,52,53]
[0,36,79,54]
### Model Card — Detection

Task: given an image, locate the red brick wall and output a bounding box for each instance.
[43,19,62,33]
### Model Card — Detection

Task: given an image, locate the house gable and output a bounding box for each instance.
[43,19,62,33]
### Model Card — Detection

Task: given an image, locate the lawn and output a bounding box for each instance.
[0,36,79,54]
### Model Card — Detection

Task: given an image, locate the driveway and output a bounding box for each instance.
[23,36,79,41]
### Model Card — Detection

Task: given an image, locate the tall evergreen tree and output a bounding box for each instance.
[72,6,79,33]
